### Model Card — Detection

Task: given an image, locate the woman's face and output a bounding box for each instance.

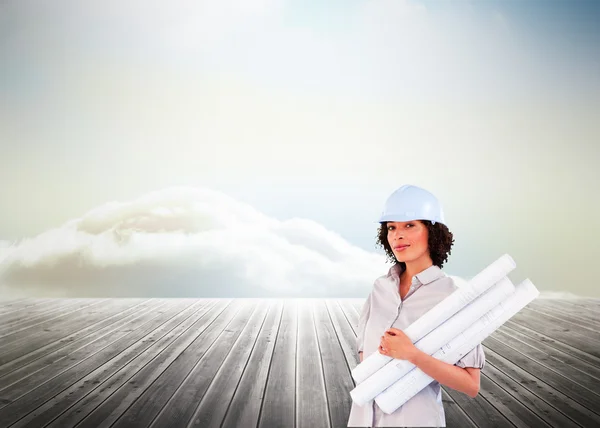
[386,220,430,263]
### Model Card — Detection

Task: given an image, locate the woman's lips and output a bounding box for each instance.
[394,245,410,251]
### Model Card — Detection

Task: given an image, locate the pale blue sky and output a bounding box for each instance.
[0,0,598,297]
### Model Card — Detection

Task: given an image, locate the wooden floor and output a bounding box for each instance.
[0,298,599,428]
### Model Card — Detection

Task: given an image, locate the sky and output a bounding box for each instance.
[0,0,598,298]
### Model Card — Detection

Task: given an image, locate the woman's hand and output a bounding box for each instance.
[379,328,420,362]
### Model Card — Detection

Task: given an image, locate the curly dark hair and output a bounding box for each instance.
[375,220,455,269]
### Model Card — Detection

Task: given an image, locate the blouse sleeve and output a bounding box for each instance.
[356,291,372,354]
[454,343,486,370]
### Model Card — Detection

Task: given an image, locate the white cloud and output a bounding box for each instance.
[0,186,388,297]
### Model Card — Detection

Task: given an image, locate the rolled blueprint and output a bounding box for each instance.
[374,278,539,414]
[352,254,516,384]
[349,276,515,406]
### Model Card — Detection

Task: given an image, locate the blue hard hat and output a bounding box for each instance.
[378,184,446,225]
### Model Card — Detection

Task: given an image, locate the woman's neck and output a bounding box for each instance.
[401,257,434,284]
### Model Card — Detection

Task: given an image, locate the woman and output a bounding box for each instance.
[347,184,485,427]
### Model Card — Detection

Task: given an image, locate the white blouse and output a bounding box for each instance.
[347,263,486,427]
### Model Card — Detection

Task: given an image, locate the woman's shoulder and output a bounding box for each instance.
[426,273,467,297]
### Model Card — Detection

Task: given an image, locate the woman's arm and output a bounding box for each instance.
[409,349,480,398]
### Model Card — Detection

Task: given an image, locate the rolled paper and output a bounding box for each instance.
[349,276,515,405]
[374,279,539,414]
[352,254,516,384]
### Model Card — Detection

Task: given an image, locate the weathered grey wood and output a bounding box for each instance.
[0,297,598,428]
[484,335,600,414]
[149,300,268,428]
[492,327,600,383]
[0,299,120,351]
[0,300,190,427]
[543,298,600,321]
[315,300,355,428]
[0,298,55,317]
[257,299,297,428]
[0,298,140,339]
[0,299,165,377]
[71,300,236,428]
[0,299,149,364]
[502,320,600,370]
[509,310,600,359]
[480,354,579,427]
[0,300,168,386]
[478,370,553,427]
[0,298,110,340]
[441,389,478,428]
[217,300,283,428]
[338,300,360,338]
[522,306,600,336]
[296,299,330,428]
[530,299,600,326]
[0,298,89,329]
[0,297,30,306]
[108,300,253,428]
[33,300,214,428]
[444,383,515,428]
[483,346,600,427]
[326,300,360,370]
[563,298,600,309]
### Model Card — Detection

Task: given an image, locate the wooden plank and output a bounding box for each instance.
[349,300,363,318]
[0,298,55,317]
[492,327,600,384]
[0,299,148,364]
[0,299,98,344]
[257,299,297,428]
[541,299,600,318]
[216,300,284,428]
[502,321,600,370]
[0,299,118,350]
[481,356,579,427]
[326,300,360,371]
[0,299,164,377]
[444,384,515,428]
[0,299,167,382]
[483,346,600,427]
[0,299,137,338]
[108,299,257,428]
[0,300,174,402]
[28,300,214,428]
[0,299,89,328]
[522,306,600,336]
[337,300,359,337]
[509,311,600,359]
[71,299,238,428]
[441,389,478,428]
[314,299,354,428]
[530,300,600,326]
[296,299,329,428]
[150,300,270,428]
[1,297,596,428]
[476,369,553,427]
[560,298,600,310]
[0,299,193,427]
[0,297,30,305]
[484,336,600,421]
